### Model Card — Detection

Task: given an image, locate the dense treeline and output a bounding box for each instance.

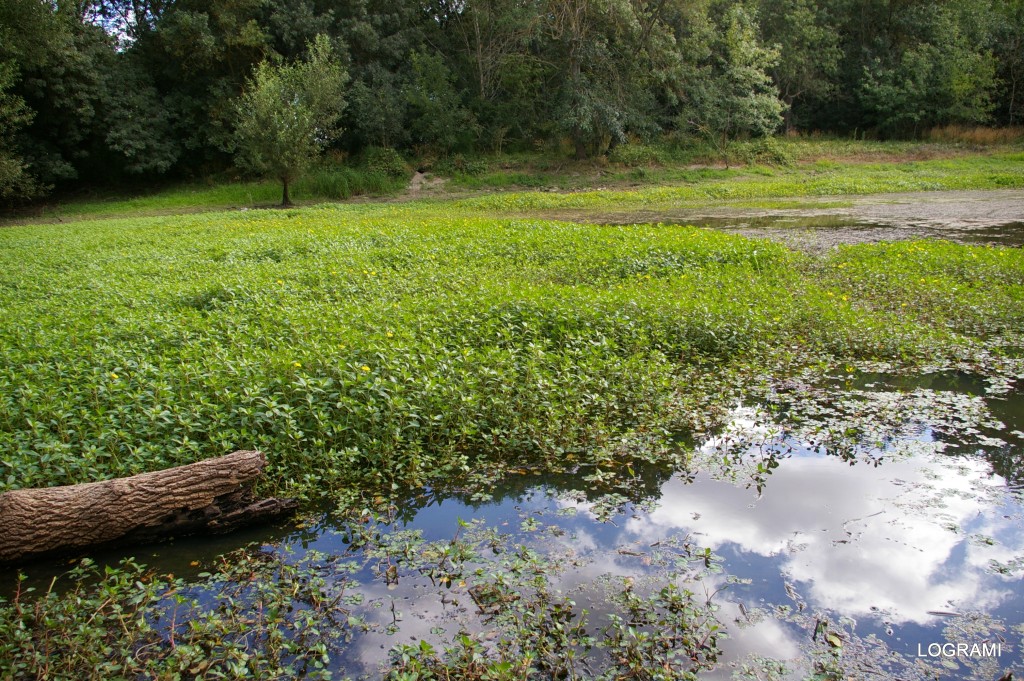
[1,0,1022,201]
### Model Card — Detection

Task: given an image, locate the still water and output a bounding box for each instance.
[5,373,1023,679]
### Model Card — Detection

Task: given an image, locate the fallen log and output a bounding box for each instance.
[0,450,298,565]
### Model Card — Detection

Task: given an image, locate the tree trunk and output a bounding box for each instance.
[281,177,292,207]
[0,450,297,565]
[574,132,588,161]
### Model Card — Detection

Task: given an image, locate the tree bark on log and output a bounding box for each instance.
[0,450,297,565]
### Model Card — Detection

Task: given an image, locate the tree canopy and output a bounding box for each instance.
[230,34,347,206]
[1,0,1021,202]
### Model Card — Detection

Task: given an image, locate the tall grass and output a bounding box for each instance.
[928,125,1024,145]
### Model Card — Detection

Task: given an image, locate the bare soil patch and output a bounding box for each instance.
[537,189,1024,252]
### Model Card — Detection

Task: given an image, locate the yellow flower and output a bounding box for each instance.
[293,361,301,368]
[386,331,394,338]
[361,365,370,372]
[110,372,118,379]
[277,279,284,284]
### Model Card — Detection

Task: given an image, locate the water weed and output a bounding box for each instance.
[1,204,1021,501]
[2,182,1024,679]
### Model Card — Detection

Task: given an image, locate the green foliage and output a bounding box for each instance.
[733,137,795,167]
[362,146,410,179]
[679,4,786,164]
[0,60,39,201]
[434,153,489,176]
[3,0,1024,197]
[231,34,348,206]
[406,50,477,154]
[295,165,407,200]
[608,143,670,167]
[347,63,410,150]
[2,177,1023,502]
[757,0,841,130]
[0,553,349,679]
[858,11,1000,137]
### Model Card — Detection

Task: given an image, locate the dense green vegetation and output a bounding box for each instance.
[10,143,1023,223]
[2,147,1024,677]
[3,0,1024,202]
[3,180,1023,502]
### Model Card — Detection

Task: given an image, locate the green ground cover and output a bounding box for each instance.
[5,142,1021,224]
[455,151,1024,212]
[3,159,1024,679]
[2,197,1022,502]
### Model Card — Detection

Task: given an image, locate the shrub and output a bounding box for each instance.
[734,137,794,167]
[434,154,488,176]
[608,143,668,166]
[362,146,410,179]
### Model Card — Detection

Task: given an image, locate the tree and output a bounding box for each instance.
[857,6,998,136]
[992,0,1024,124]
[758,0,841,131]
[0,61,40,201]
[230,34,348,206]
[406,50,476,154]
[680,4,785,164]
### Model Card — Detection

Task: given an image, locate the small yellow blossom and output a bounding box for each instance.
[386,331,394,338]
[293,361,301,368]
[110,372,118,379]
[361,365,370,372]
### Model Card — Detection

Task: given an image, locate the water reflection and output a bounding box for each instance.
[4,379,1022,678]
[371,381,1024,677]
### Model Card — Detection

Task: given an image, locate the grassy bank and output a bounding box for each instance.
[455,151,1024,213]
[2,167,408,224]
[4,141,1022,225]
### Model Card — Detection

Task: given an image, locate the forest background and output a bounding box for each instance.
[2,0,1023,203]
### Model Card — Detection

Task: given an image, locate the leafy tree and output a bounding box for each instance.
[0,61,40,201]
[431,0,544,150]
[130,0,270,171]
[406,50,476,154]
[541,0,676,159]
[347,62,410,150]
[680,3,785,164]
[857,6,998,136]
[993,0,1024,124]
[0,0,73,195]
[230,34,348,206]
[758,0,841,131]
[100,55,179,175]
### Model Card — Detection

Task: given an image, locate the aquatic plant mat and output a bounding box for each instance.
[1,189,1023,678]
